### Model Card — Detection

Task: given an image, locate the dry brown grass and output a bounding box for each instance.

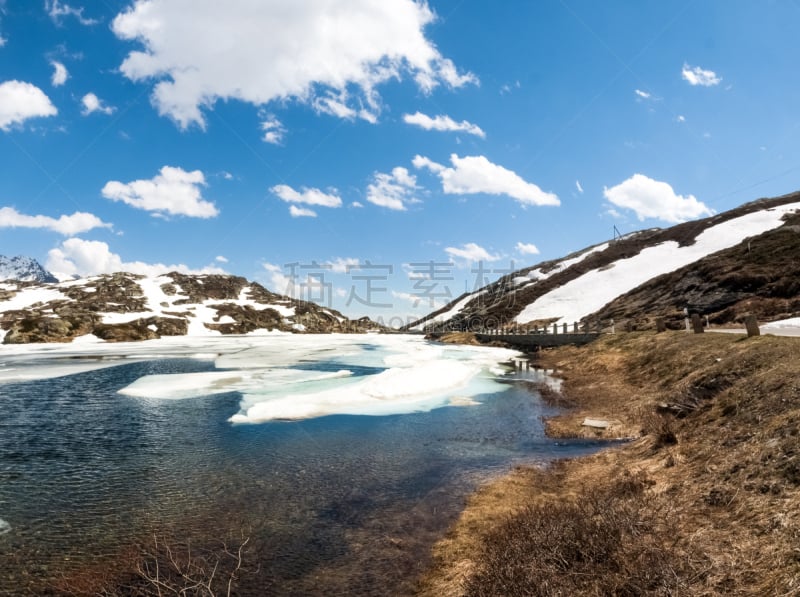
[418,331,800,596]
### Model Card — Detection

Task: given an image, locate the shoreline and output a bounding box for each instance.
[417,331,800,595]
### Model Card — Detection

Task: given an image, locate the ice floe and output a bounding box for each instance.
[0,334,521,422]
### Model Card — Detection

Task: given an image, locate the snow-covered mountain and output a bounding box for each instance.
[0,272,380,344]
[407,192,800,332]
[0,255,58,283]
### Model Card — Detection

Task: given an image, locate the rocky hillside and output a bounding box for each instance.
[0,272,380,344]
[0,255,58,283]
[406,191,800,332]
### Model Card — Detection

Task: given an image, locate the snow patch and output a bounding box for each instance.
[0,287,72,313]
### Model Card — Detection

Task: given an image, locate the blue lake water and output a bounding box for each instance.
[0,355,607,595]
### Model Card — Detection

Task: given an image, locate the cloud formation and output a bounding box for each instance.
[45,1,98,26]
[102,166,219,218]
[47,238,226,279]
[413,154,560,207]
[0,80,57,130]
[50,60,68,86]
[111,0,476,129]
[603,173,714,223]
[260,115,285,144]
[289,205,317,218]
[402,111,485,137]
[366,167,419,211]
[445,242,499,263]
[515,242,540,255]
[0,206,111,235]
[681,63,721,87]
[81,92,115,115]
[271,184,342,218]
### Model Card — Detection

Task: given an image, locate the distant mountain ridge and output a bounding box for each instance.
[406,192,800,332]
[0,271,380,344]
[0,255,58,283]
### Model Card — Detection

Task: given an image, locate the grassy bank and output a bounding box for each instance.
[418,331,800,595]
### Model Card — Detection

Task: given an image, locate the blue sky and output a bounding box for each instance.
[1,0,799,324]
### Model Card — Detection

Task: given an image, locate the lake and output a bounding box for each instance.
[0,335,606,595]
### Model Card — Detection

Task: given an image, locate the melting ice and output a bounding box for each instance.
[0,334,521,423]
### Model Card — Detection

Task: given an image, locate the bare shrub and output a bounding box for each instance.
[464,473,703,596]
[641,408,678,447]
[53,534,254,596]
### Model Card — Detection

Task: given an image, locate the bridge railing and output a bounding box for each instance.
[425,319,616,336]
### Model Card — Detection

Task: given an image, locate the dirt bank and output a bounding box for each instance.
[418,331,800,596]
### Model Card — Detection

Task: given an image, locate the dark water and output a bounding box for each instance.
[0,359,606,595]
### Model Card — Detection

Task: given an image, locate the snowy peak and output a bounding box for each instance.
[0,255,58,283]
[0,271,380,344]
[407,192,800,332]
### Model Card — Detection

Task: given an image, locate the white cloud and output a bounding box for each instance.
[45,1,98,25]
[102,166,219,218]
[50,60,69,86]
[351,201,364,208]
[0,80,57,130]
[515,242,540,255]
[681,63,721,87]
[575,180,584,194]
[262,261,296,297]
[366,167,420,211]
[0,34,6,48]
[271,184,342,210]
[0,206,111,235]
[603,173,714,223]
[402,111,485,138]
[676,115,686,123]
[215,255,228,263]
[413,154,560,207]
[445,242,499,263]
[499,80,520,95]
[391,289,447,310]
[260,115,285,144]
[289,205,317,218]
[326,257,360,274]
[111,0,476,130]
[634,89,651,99]
[81,92,115,116]
[46,238,226,279]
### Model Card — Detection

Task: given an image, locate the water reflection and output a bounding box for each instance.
[0,358,606,595]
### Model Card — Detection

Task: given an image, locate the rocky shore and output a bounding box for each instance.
[418,331,800,595]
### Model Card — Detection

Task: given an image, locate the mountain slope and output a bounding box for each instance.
[0,272,379,344]
[0,255,58,283]
[406,192,800,332]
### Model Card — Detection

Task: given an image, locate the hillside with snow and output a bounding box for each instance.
[406,192,800,332]
[0,272,379,344]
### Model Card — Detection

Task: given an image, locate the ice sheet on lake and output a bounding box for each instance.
[0,334,521,423]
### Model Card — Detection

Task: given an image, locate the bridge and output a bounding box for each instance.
[426,320,608,350]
